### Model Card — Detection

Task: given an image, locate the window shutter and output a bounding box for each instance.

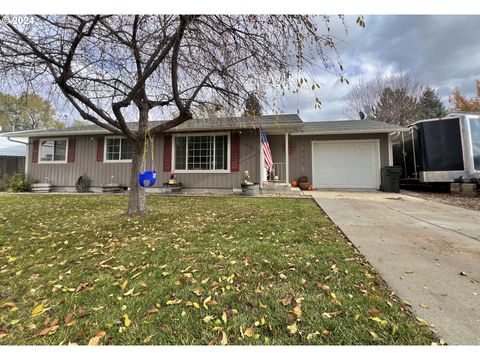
[163,135,172,172]
[67,139,76,163]
[32,140,39,164]
[96,137,104,162]
[231,133,240,172]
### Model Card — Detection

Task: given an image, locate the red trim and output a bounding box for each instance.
[230,133,240,172]
[96,137,104,162]
[163,135,172,172]
[67,139,76,163]
[32,140,39,164]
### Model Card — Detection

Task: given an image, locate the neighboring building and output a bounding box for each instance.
[1,115,406,192]
[0,136,27,190]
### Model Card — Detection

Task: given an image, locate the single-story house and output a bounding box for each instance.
[2,115,407,192]
[0,136,26,190]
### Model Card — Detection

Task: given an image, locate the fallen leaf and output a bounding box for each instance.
[222,312,227,324]
[244,327,255,337]
[419,304,429,309]
[281,293,294,306]
[64,312,74,325]
[120,280,128,291]
[166,299,182,305]
[35,325,59,337]
[279,273,287,280]
[192,288,202,296]
[368,308,381,317]
[203,315,214,323]
[0,302,15,309]
[291,304,302,318]
[0,330,7,339]
[369,331,379,340]
[220,331,228,345]
[31,304,47,318]
[306,331,320,340]
[143,334,155,344]
[147,305,159,314]
[123,314,131,327]
[287,322,298,334]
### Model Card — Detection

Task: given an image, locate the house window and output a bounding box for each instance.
[39,139,67,163]
[174,134,229,171]
[105,137,134,162]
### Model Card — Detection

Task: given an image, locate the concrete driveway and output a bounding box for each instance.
[312,190,480,345]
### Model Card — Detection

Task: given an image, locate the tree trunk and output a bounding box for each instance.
[127,138,146,215]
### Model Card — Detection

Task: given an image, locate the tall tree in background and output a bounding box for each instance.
[374,87,420,126]
[0,91,65,131]
[417,87,447,119]
[345,72,423,123]
[449,80,480,112]
[0,15,358,214]
[243,93,263,117]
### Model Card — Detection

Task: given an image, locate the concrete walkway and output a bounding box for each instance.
[312,190,480,345]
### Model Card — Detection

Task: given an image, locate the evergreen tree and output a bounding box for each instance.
[418,87,447,119]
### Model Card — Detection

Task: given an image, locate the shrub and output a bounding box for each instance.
[7,173,33,192]
[297,175,309,183]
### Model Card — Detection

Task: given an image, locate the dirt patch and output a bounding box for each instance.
[402,190,480,212]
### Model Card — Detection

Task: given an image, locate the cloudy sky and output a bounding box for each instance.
[285,15,480,122]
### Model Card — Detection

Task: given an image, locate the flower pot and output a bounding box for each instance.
[291,180,298,187]
[298,182,309,191]
[241,183,260,196]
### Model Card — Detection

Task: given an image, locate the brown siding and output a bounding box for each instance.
[288,133,390,183]
[27,130,260,189]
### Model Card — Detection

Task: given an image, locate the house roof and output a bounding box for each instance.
[0,115,407,138]
[1,114,303,138]
[0,136,27,157]
[291,120,408,135]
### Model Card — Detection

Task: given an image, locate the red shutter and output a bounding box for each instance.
[32,140,39,164]
[231,133,240,172]
[67,139,76,163]
[163,135,172,172]
[96,137,104,162]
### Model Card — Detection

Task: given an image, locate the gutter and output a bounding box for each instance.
[290,128,409,136]
[7,136,29,145]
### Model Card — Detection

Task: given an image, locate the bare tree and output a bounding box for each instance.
[345,71,424,122]
[0,15,354,214]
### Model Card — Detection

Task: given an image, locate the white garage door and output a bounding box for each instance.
[312,140,380,189]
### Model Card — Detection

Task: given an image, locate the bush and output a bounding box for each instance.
[7,173,33,192]
[297,175,309,183]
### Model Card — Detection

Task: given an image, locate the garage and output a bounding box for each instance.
[311,140,380,189]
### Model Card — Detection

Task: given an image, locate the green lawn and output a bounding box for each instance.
[0,194,435,345]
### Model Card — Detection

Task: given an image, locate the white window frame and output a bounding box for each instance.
[172,132,231,173]
[104,136,134,163]
[38,138,69,164]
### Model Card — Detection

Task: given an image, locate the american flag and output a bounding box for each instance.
[260,128,273,172]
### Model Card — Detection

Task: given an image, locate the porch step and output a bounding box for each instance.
[261,182,293,193]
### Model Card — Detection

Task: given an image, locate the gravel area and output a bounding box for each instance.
[402,190,480,212]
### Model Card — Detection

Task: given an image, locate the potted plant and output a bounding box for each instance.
[297,176,309,190]
[241,170,259,196]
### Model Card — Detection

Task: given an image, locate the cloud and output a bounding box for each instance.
[287,15,480,121]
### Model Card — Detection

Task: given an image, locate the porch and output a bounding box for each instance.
[259,132,291,190]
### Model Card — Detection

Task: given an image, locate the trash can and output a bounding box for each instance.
[381,166,401,193]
